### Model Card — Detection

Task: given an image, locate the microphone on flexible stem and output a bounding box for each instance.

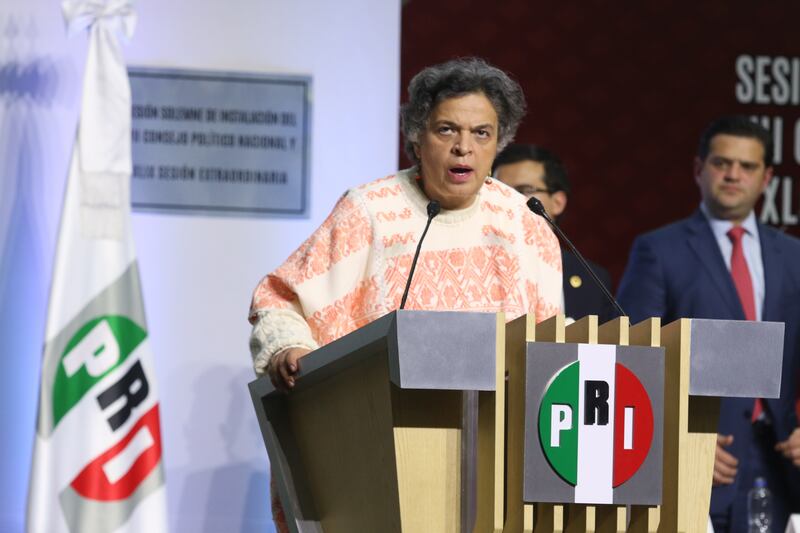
[399,200,441,310]
[526,196,627,318]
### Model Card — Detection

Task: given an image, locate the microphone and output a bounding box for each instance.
[399,200,441,310]
[526,197,626,318]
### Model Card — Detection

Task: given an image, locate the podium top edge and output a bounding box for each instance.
[248,310,501,398]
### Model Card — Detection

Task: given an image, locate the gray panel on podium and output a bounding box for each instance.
[688,319,784,398]
[248,309,497,533]
[389,310,496,391]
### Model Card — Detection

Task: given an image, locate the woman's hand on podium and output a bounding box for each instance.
[268,347,311,393]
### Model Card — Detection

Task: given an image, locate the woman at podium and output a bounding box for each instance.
[249,57,562,391]
[248,57,563,531]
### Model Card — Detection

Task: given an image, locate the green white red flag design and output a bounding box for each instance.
[26,1,167,532]
[538,344,654,504]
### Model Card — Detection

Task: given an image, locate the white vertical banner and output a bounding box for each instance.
[575,343,616,504]
[26,1,168,532]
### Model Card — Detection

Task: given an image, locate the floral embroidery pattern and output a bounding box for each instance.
[365,183,403,201]
[376,208,413,222]
[526,279,560,323]
[273,195,373,288]
[485,179,513,197]
[249,275,296,321]
[481,201,515,220]
[523,212,561,270]
[307,278,383,345]
[482,225,516,244]
[384,246,526,316]
[382,232,416,248]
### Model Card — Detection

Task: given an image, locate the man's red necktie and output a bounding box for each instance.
[727,226,762,421]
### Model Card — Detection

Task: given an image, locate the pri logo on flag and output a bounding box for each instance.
[28,266,167,533]
[55,315,162,504]
[524,343,664,506]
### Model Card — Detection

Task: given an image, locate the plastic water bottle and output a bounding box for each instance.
[748,477,772,533]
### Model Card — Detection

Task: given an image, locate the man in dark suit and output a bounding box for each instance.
[617,116,800,532]
[493,143,616,324]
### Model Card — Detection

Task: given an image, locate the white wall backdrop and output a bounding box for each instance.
[0,1,401,531]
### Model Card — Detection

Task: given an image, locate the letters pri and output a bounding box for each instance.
[33,300,166,532]
[524,343,664,505]
[55,315,163,530]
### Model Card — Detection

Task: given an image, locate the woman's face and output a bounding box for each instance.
[414,92,499,210]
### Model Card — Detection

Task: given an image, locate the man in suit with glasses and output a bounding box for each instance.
[493,143,616,324]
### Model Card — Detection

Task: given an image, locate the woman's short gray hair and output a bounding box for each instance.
[400,57,527,165]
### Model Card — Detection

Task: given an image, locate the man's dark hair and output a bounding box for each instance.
[697,115,774,166]
[492,143,571,196]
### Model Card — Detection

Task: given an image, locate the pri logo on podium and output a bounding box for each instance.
[524,343,664,505]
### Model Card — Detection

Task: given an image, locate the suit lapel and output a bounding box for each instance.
[685,210,744,319]
[759,224,783,322]
[759,226,787,422]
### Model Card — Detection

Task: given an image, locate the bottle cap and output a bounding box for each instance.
[754,476,767,489]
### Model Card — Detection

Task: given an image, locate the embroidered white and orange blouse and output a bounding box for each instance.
[248,168,563,374]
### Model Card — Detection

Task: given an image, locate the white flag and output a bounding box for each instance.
[26,1,168,532]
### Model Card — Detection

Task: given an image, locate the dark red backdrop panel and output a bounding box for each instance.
[401,1,800,286]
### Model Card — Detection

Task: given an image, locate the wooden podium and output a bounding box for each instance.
[249,311,785,533]
[249,310,507,532]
